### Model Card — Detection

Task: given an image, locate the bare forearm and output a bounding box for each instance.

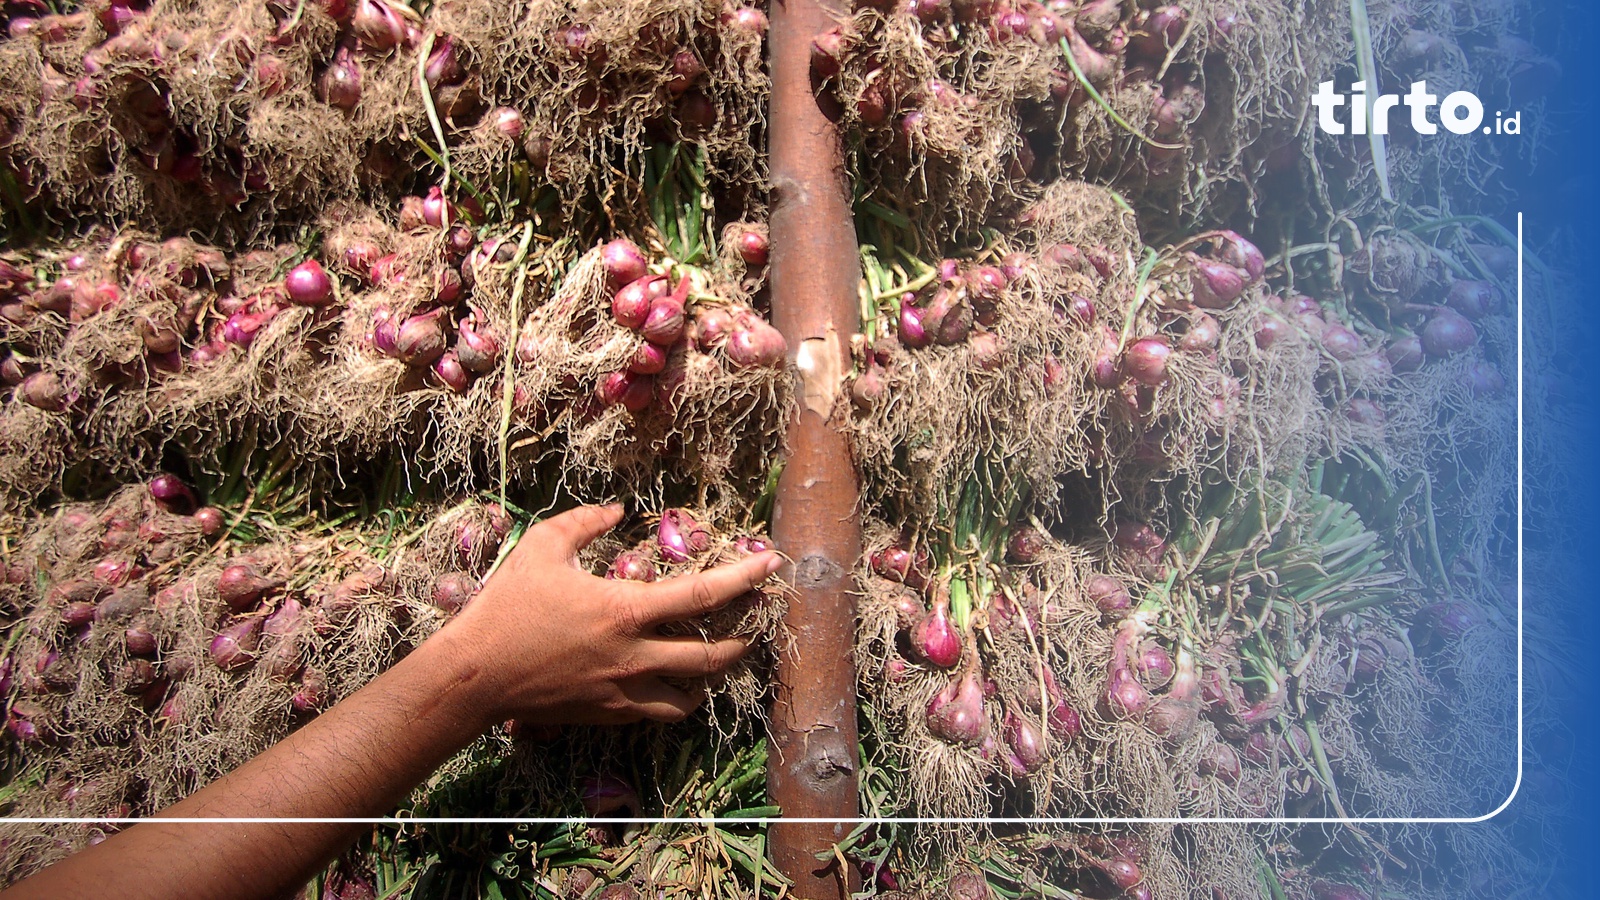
[0,506,774,898]
[4,629,492,900]
[172,626,492,820]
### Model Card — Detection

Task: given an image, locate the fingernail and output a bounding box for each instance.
[605,502,623,513]
[763,553,784,575]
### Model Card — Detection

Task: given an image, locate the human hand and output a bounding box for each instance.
[433,504,782,729]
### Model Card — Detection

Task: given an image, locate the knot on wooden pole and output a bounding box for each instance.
[793,553,845,590]
[786,726,856,793]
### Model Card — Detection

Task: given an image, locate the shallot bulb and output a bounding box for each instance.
[922,287,971,345]
[627,341,668,376]
[148,474,196,514]
[92,558,139,586]
[986,591,1023,635]
[193,507,226,537]
[606,551,658,582]
[291,668,328,711]
[1421,310,1477,357]
[120,659,159,694]
[1048,692,1082,740]
[560,24,606,65]
[1081,570,1132,611]
[124,621,159,657]
[138,316,182,355]
[1346,397,1386,428]
[455,308,502,374]
[1137,644,1175,687]
[1190,257,1246,309]
[1042,243,1088,274]
[601,239,649,288]
[435,267,463,304]
[318,46,362,111]
[351,0,411,53]
[423,34,466,90]
[523,132,552,168]
[1123,337,1172,387]
[93,582,145,614]
[810,27,845,79]
[7,709,41,743]
[666,49,706,95]
[284,259,334,307]
[1063,293,1095,325]
[1063,22,1115,84]
[1130,5,1189,60]
[850,362,885,408]
[657,509,712,563]
[210,618,262,671]
[1112,519,1166,567]
[217,563,281,613]
[1091,326,1122,388]
[0,355,27,386]
[725,312,786,368]
[967,265,1006,306]
[1320,323,1365,360]
[1145,648,1201,744]
[1104,666,1151,719]
[926,667,985,745]
[1465,361,1506,396]
[1002,709,1049,774]
[432,351,470,393]
[263,597,304,637]
[1097,857,1142,892]
[1386,335,1425,373]
[733,228,768,266]
[1216,230,1265,281]
[1005,525,1047,563]
[221,306,278,348]
[1199,741,1242,783]
[1415,599,1483,642]
[898,295,931,349]
[430,573,477,612]
[642,289,686,346]
[421,186,453,229]
[723,5,767,34]
[1180,313,1220,351]
[580,774,641,818]
[1255,313,1290,349]
[1104,615,1154,718]
[1466,243,1515,278]
[1446,279,1501,320]
[393,308,449,366]
[733,535,772,555]
[596,371,653,412]
[871,545,929,589]
[912,588,962,668]
[63,601,97,628]
[1042,357,1068,394]
[612,275,667,330]
[262,632,304,682]
[690,306,734,351]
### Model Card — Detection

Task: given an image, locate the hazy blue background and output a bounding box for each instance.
[1513,1,1596,894]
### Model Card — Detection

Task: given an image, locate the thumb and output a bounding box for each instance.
[534,504,625,560]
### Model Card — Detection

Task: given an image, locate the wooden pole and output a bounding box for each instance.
[765,0,863,896]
